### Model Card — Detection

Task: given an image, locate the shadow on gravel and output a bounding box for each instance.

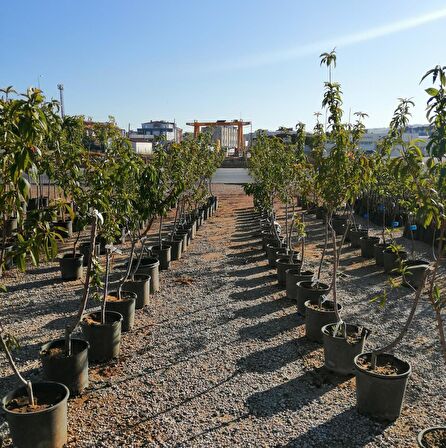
[27,265,60,275]
[231,241,262,250]
[234,297,295,319]
[230,284,278,301]
[282,407,390,447]
[239,313,299,341]
[246,366,348,417]
[5,276,66,293]
[231,235,261,243]
[234,274,277,288]
[227,248,264,259]
[238,336,318,373]
[230,265,272,278]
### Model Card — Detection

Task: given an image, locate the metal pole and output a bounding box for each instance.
[57,84,65,119]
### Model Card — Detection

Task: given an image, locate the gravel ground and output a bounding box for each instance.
[0,184,445,447]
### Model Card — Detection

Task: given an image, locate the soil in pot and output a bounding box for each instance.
[296,281,329,316]
[80,311,123,361]
[106,291,137,332]
[418,427,446,448]
[276,257,301,287]
[349,228,368,248]
[402,259,429,289]
[383,249,407,274]
[58,253,84,281]
[360,236,380,259]
[354,352,411,421]
[151,244,172,270]
[374,243,388,267]
[322,323,370,375]
[285,268,313,300]
[304,299,342,343]
[40,339,89,395]
[2,381,69,448]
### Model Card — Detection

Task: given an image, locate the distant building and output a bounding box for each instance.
[129,138,153,155]
[202,125,238,150]
[129,120,182,143]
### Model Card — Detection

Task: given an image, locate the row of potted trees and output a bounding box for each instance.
[245,54,445,445]
[0,88,223,448]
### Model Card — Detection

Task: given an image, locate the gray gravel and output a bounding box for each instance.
[0,184,445,447]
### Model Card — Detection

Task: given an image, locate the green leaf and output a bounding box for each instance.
[425,87,439,96]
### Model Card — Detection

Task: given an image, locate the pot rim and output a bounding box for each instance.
[353,352,411,379]
[126,273,151,283]
[81,310,123,327]
[321,322,371,341]
[40,338,90,358]
[304,299,342,313]
[417,426,446,447]
[286,268,311,276]
[297,280,329,291]
[59,253,84,260]
[107,290,137,303]
[2,381,69,416]
[360,236,380,241]
[383,248,407,255]
[276,257,301,266]
[151,244,171,251]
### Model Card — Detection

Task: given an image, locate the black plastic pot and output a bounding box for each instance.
[40,338,89,395]
[354,352,411,421]
[106,290,137,332]
[2,381,69,448]
[176,230,190,250]
[322,323,370,375]
[383,248,407,274]
[374,243,388,267]
[285,268,313,300]
[167,238,182,261]
[122,274,150,309]
[402,259,429,289]
[58,253,84,281]
[79,241,101,267]
[349,228,368,248]
[296,281,329,316]
[304,300,342,343]
[332,216,348,235]
[133,257,160,293]
[417,426,446,447]
[266,242,286,267]
[360,236,380,259]
[151,244,171,270]
[276,257,301,287]
[262,232,279,251]
[80,311,123,361]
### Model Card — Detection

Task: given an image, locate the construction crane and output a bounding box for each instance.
[186,119,251,156]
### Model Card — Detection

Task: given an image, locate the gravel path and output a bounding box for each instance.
[0,184,445,447]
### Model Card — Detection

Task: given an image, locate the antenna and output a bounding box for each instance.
[57,84,65,119]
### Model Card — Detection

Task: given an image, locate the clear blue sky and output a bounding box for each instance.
[2,0,446,132]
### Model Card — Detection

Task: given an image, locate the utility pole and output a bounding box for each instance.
[57,84,65,119]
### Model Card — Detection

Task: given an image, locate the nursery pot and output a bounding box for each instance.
[79,241,101,267]
[266,242,286,267]
[402,259,429,289]
[360,236,380,259]
[133,257,160,293]
[304,300,342,343]
[296,281,329,316]
[285,268,313,300]
[106,290,137,332]
[176,230,190,250]
[2,381,69,448]
[417,427,446,447]
[58,253,84,281]
[374,243,388,267]
[383,248,407,274]
[349,228,368,248]
[40,338,89,395]
[354,352,411,421]
[166,238,182,261]
[151,244,172,270]
[80,311,123,361]
[276,257,301,287]
[322,323,370,375]
[122,274,150,309]
[332,216,348,236]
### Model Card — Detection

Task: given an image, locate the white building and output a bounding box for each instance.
[130,140,153,155]
[202,125,238,150]
[133,120,182,143]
